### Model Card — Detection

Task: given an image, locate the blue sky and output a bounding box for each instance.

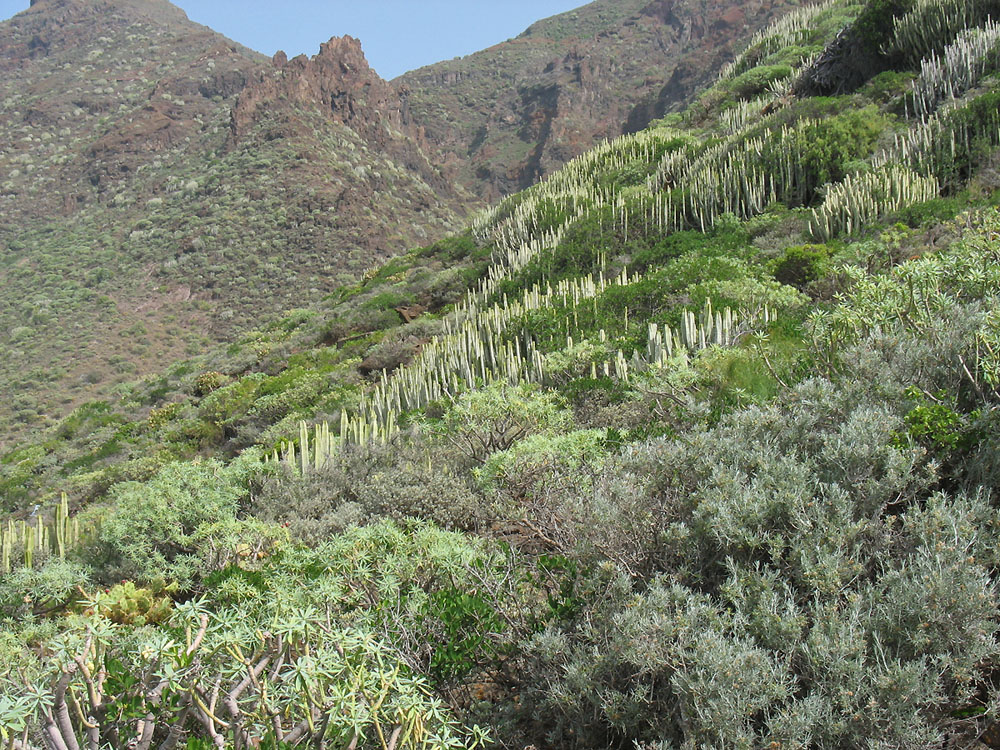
[0,1,589,79]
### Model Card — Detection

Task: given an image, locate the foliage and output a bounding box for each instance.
[204,521,545,688]
[810,208,1000,402]
[0,558,90,621]
[438,382,574,462]
[515,379,995,748]
[85,579,176,626]
[3,599,490,750]
[8,5,1000,748]
[771,244,833,288]
[726,64,794,100]
[89,452,266,587]
[476,429,609,496]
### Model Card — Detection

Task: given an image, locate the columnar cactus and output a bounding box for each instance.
[891,0,1000,64]
[809,165,941,240]
[0,493,82,572]
[908,21,1000,120]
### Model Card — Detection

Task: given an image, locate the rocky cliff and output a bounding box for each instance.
[399,0,805,198]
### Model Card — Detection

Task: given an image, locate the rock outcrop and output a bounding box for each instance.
[233,37,405,144]
[230,35,450,192]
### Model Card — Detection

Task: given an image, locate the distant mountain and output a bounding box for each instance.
[400,0,805,198]
[0,0,469,435]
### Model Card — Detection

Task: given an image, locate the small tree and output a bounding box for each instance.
[439,382,574,462]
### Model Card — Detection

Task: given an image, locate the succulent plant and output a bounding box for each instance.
[810,165,940,240]
[1,493,83,572]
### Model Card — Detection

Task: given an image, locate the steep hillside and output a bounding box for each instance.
[0,0,470,439]
[0,0,807,443]
[399,0,814,198]
[5,0,1000,746]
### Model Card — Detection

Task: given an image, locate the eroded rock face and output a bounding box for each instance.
[229,34,458,212]
[233,37,407,143]
[399,0,806,199]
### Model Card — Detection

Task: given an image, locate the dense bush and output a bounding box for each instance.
[727,64,794,99]
[86,451,267,586]
[772,243,833,288]
[439,382,575,463]
[512,379,995,748]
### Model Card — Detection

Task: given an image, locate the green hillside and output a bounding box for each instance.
[4,0,1000,747]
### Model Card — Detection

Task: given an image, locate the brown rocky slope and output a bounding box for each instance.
[399,0,806,199]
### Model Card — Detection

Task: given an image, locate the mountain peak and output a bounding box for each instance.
[230,34,405,144]
[19,0,191,26]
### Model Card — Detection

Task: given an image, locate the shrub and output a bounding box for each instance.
[84,579,175,626]
[146,401,181,429]
[90,452,265,586]
[192,369,228,395]
[0,558,90,621]
[439,382,574,462]
[727,64,794,99]
[510,378,993,748]
[253,439,489,538]
[772,243,832,288]
[477,429,609,498]
[7,596,490,750]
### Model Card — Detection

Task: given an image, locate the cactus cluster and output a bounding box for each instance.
[908,21,1000,120]
[809,165,941,240]
[473,128,682,275]
[720,97,775,135]
[647,301,773,367]
[1,493,80,572]
[651,117,843,232]
[876,93,1000,186]
[265,35,825,473]
[273,280,769,476]
[265,81,818,471]
[891,0,1000,64]
[717,0,845,82]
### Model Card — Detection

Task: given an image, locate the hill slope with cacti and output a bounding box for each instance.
[0,0,804,446]
[4,0,1000,747]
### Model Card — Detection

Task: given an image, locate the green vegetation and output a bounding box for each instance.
[5,0,1000,747]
